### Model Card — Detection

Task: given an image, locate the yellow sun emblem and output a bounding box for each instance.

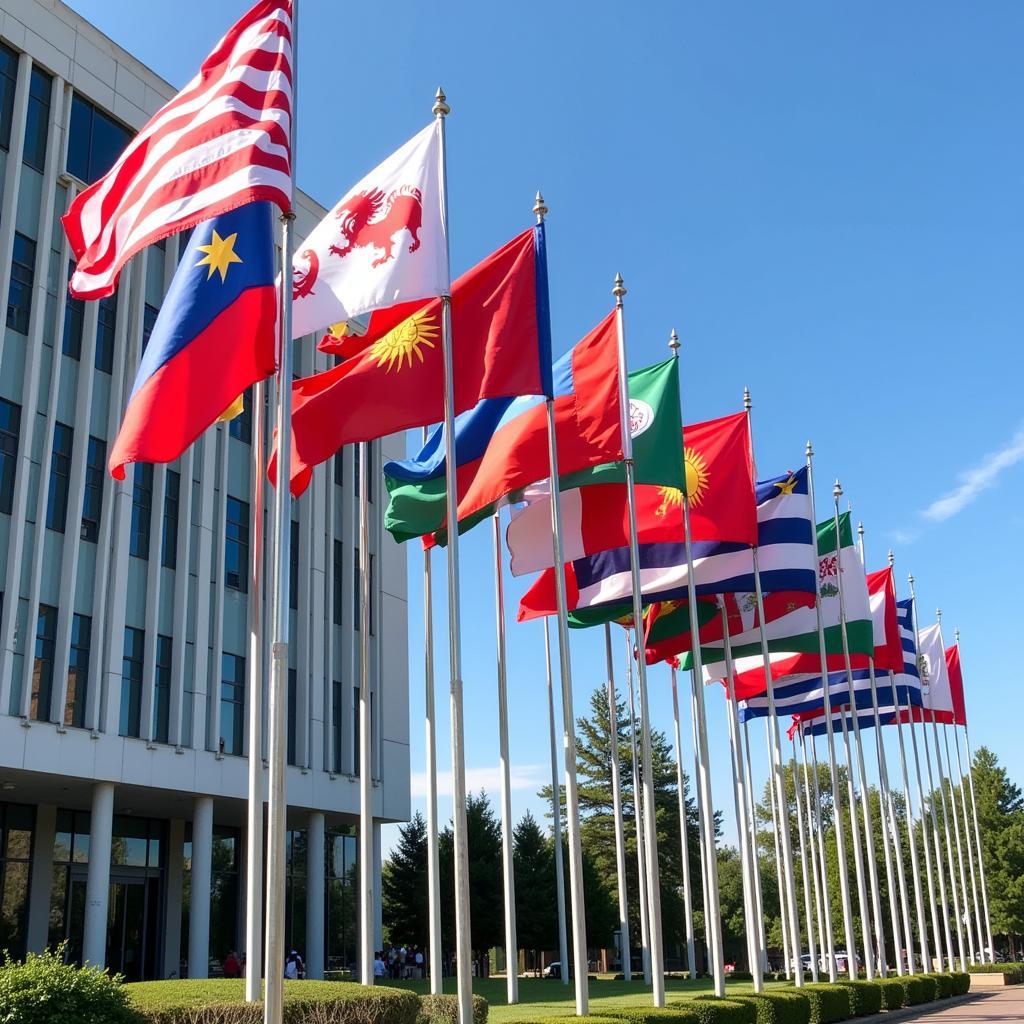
[370,309,439,372]
[655,447,710,517]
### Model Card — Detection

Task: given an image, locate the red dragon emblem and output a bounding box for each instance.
[292,248,319,300]
[330,186,423,267]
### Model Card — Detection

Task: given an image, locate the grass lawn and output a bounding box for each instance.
[378,976,791,1022]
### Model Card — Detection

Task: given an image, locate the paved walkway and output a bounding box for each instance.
[902,990,1024,1021]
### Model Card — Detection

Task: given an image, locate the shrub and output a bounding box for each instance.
[875,978,906,1010]
[126,979,420,1024]
[834,980,881,1017]
[0,948,142,1024]
[917,975,938,1002]
[727,991,811,1024]
[898,976,927,1006]
[951,972,971,995]
[417,994,488,1024]
[924,973,953,998]
[725,973,755,983]
[689,996,758,1024]
[512,1018,623,1024]
[798,984,850,1024]
[607,1009,702,1024]
[968,961,1024,975]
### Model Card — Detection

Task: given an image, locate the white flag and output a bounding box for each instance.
[918,622,953,716]
[290,121,447,338]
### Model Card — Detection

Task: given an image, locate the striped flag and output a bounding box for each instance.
[63,0,293,299]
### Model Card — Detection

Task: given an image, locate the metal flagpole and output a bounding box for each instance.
[857,523,909,975]
[432,88,474,1024]
[543,620,570,986]
[541,200,589,1015]
[670,662,698,978]
[264,1,298,1012]
[491,511,518,1002]
[423,427,442,994]
[945,719,982,963]
[796,731,826,979]
[625,637,652,985]
[613,277,665,1003]
[606,625,632,982]
[804,444,857,979]
[691,672,714,976]
[831,482,886,978]
[907,574,953,970]
[765,729,792,980]
[357,444,374,985]
[244,379,266,1003]
[742,718,770,973]
[802,725,838,981]
[791,735,820,982]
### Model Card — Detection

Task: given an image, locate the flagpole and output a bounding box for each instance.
[492,510,518,1002]
[765,730,792,978]
[264,0,298,1012]
[804,444,857,979]
[244,379,265,1004]
[543,619,570,986]
[857,523,910,975]
[357,442,374,985]
[831,482,885,978]
[795,731,827,979]
[670,660,698,980]
[790,733,819,981]
[742,718,769,974]
[907,573,953,970]
[802,724,838,981]
[944,718,981,963]
[625,636,652,985]
[433,87,474,1024]
[719,606,763,988]
[423,428,443,994]
[690,667,714,976]
[541,199,589,1015]
[606,624,632,982]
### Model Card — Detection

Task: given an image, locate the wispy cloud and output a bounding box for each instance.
[410,763,546,799]
[889,527,921,546]
[922,425,1024,522]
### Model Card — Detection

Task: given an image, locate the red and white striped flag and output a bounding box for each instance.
[62,0,293,300]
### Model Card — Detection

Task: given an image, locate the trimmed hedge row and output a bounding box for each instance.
[688,997,758,1024]
[874,977,906,1010]
[833,981,881,1017]
[968,961,1024,975]
[799,985,850,1024]
[727,991,811,1024]
[952,972,971,995]
[417,994,489,1024]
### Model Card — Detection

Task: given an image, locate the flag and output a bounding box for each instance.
[788,704,902,740]
[505,357,684,576]
[290,122,447,338]
[63,0,292,299]
[109,202,277,478]
[383,311,622,544]
[945,643,967,727]
[517,455,800,625]
[273,226,551,496]
[914,622,956,724]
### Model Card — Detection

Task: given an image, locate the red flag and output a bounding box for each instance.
[945,643,967,727]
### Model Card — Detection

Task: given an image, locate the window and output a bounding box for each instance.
[7,233,35,334]
[141,303,159,352]
[129,463,153,558]
[22,66,51,171]
[332,540,343,626]
[0,43,16,152]
[62,262,84,359]
[95,293,116,373]
[65,614,91,728]
[153,635,171,744]
[31,605,57,722]
[225,496,249,591]
[331,679,342,774]
[81,437,105,543]
[289,520,299,610]
[45,422,72,532]
[369,554,375,636]
[0,804,34,963]
[228,387,252,443]
[287,668,297,766]
[119,627,143,737]
[0,399,20,514]
[219,653,244,756]
[162,470,179,568]
[67,92,133,184]
[334,451,344,488]
[352,445,359,498]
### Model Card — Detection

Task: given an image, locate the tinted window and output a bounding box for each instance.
[0,400,20,514]
[95,293,116,373]
[62,262,84,359]
[81,437,105,543]
[0,43,17,151]
[225,496,249,592]
[129,464,153,558]
[7,233,35,334]
[22,67,50,171]
[67,93,132,184]
[66,613,91,729]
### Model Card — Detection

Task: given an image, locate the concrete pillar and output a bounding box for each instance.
[83,782,114,968]
[188,796,214,979]
[373,821,383,951]
[164,819,185,978]
[26,804,57,952]
[305,811,326,979]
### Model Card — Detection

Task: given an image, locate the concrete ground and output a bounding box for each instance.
[901,990,1022,1021]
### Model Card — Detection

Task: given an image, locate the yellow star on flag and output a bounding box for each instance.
[773,474,799,496]
[195,229,243,282]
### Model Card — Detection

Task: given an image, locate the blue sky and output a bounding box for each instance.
[69,0,1024,852]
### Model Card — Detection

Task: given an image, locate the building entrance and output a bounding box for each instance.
[105,873,162,982]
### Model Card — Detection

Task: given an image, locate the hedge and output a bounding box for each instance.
[874,978,906,1010]
[724,973,755,983]
[897,976,927,1006]
[417,994,488,1024]
[688,996,758,1024]
[951,972,971,995]
[726,991,811,1024]
[968,961,1024,974]
[510,1018,623,1024]
[917,975,938,1002]
[126,979,421,1024]
[606,1009,702,1024]
[798,984,850,1024]
[923,973,953,999]
[833,980,881,1017]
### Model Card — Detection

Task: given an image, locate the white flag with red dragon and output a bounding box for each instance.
[291,121,447,337]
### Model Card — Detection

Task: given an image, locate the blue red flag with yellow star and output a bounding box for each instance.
[109,201,278,479]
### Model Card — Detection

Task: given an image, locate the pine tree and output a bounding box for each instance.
[382,811,429,949]
[513,811,555,973]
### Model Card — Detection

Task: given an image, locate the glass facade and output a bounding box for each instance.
[65,613,91,728]
[0,803,34,962]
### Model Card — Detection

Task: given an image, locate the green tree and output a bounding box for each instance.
[513,812,555,973]
[383,811,429,949]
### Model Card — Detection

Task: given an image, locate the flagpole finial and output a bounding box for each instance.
[833,479,842,500]
[432,87,450,118]
[936,607,942,624]
[857,520,864,538]
[805,440,813,458]
[533,191,548,223]
[908,572,915,586]
[668,328,680,355]
[888,549,894,567]
[955,627,960,643]
[743,386,751,411]
[613,273,626,306]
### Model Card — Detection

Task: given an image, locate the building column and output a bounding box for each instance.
[25,804,57,952]
[83,782,114,968]
[188,796,214,979]
[373,820,383,952]
[164,819,185,978]
[305,811,325,979]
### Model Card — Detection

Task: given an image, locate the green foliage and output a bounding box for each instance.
[126,979,420,1024]
[967,961,1024,978]
[874,977,906,1010]
[916,975,937,1002]
[605,1009,702,1024]
[923,973,954,998]
[416,994,488,1024]
[896,976,926,1006]
[950,972,971,995]
[724,973,755,983]
[727,990,811,1024]
[798,984,851,1024]
[383,812,430,950]
[512,811,556,966]
[833,980,881,1017]
[689,995,758,1024]
[508,1018,623,1024]
[0,947,142,1024]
